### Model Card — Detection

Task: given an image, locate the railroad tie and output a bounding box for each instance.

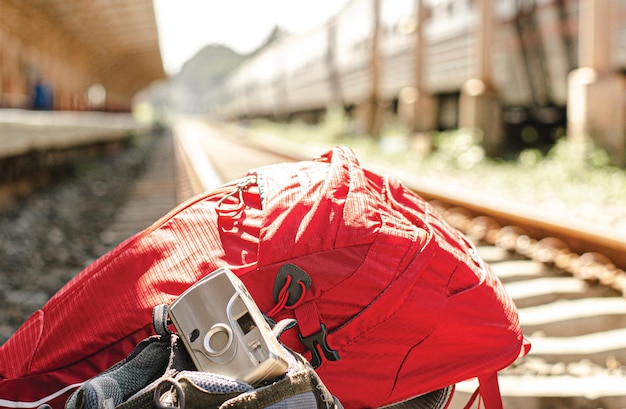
[101,132,178,248]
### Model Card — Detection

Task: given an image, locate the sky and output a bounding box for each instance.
[153,0,349,75]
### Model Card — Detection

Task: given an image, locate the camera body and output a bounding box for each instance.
[168,268,288,385]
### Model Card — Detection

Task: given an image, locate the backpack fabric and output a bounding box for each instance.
[0,146,527,408]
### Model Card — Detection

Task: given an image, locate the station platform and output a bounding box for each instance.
[0,109,151,159]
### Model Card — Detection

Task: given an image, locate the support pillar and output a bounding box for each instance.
[399,0,437,133]
[399,87,437,133]
[567,0,625,166]
[458,0,503,156]
[364,0,384,138]
[460,79,502,156]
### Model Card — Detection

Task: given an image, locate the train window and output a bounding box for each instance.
[429,0,452,20]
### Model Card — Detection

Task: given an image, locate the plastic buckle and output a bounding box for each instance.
[298,323,340,368]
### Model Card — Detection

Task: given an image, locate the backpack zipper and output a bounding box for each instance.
[128,175,257,242]
[215,175,257,217]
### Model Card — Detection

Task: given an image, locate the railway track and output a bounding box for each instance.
[171,119,626,409]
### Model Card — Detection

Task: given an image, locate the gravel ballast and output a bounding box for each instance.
[0,133,160,345]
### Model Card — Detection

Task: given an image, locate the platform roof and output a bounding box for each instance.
[18,0,165,97]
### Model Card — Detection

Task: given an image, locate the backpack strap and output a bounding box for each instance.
[462,373,502,409]
[153,304,172,336]
[465,336,531,408]
[477,373,503,409]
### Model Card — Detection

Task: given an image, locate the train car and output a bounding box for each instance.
[217,45,285,120]
[331,0,376,107]
[245,46,282,118]
[424,0,477,94]
[216,26,334,121]
[217,65,248,119]
[209,0,626,154]
[379,0,417,102]
[282,23,336,117]
[493,0,577,146]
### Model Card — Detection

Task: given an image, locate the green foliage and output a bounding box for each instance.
[123,131,139,149]
[427,130,486,170]
[248,116,626,216]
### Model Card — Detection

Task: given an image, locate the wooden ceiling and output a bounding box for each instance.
[3,0,165,100]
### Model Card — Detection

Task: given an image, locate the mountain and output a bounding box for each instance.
[148,27,286,114]
[176,44,245,90]
[166,44,245,113]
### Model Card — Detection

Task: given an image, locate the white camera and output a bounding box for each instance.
[168,268,288,385]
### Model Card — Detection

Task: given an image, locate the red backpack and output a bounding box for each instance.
[0,147,527,408]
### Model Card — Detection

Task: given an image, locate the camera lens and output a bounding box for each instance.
[210,330,229,350]
[204,324,232,356]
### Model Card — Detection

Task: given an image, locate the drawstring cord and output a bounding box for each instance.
[267,274,307,317]
[215,176,256,217]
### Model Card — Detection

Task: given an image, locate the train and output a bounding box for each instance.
[203,0,626,155]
